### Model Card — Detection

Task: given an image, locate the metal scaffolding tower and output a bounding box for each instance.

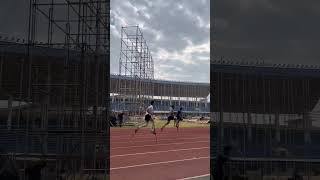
[118,25,154,116]
[0,0,109,179]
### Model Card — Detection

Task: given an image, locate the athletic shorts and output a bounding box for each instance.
[177,116,183,121]
[167,115,174,121]
[145,114,152,122]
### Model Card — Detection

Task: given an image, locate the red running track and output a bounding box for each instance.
[110,127,210,180]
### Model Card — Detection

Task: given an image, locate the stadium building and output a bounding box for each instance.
[110,74,210,113]
[211,60,320,179]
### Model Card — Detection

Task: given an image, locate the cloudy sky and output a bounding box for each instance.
[213,0,320,65]
[110,0,210,83]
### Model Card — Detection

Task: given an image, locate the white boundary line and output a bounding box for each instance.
[111,140,209,150]
[111,136,209,144]
[111,147,209,158]
[110,156,209,170]
[176,174,210,180]
[111,134,208,141]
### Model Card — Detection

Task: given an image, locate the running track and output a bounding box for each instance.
[110,127,210,180]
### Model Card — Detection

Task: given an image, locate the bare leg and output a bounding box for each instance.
[135,121,149,134]
[161,121,170,131]
[176,120,180,132]
[150,119,156,134]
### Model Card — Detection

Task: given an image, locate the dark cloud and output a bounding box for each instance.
[0,1,209,82]
[212,0,320,65]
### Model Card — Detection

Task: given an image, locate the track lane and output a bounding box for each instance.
[110,127,209,180]
[111,147,208,167]
[112,140,209,155]
[110,157,209,180]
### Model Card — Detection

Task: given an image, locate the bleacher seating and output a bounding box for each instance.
[111,100,210,112]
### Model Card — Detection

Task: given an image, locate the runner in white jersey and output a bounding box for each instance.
[134,100,156,135]
[160,105,175,132]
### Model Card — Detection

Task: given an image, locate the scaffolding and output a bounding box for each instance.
[118,26,154,116]
[0,0,109,179]
[211,58,320,179]
[111,75,210,112]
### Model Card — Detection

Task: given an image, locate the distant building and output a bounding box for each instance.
[110,74,210,113]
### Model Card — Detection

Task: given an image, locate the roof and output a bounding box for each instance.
[0,100,30,109]
[211,62,320,113]
[111,74,209,86]
[0,40,107,59]
[211,61,320,78]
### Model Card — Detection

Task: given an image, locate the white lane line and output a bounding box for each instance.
[176,174,210,180]
[111,134,208,141]
[111,147,209,158]
[111,140,209,150]
[110,156,209,170]
[111,136,209,144]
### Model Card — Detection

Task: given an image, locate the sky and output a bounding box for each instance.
[110,0,210,83]
[212,0,320,122]
[4,0,320,80]
[213,0,320,65]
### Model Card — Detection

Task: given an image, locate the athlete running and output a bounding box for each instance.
[175,107,183,130]
[134,100,156,135]
[160,105,175,132]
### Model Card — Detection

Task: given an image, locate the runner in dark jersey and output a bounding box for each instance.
[117,112,124,127]
[175,107,183,130]
[161,105,175,132]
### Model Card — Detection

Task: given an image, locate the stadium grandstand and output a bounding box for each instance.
[110,74,210,113]
[211,59,320,179]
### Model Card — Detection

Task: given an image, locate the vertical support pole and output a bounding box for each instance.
[304,79,311,144]
[304,113,311,144]
[275,112,280,143]
[7,95,13,130]
[218,72,224,154]
[170,83,172,105]
[247,111,252,143]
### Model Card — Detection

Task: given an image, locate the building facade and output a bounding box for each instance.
[211,61,320,178]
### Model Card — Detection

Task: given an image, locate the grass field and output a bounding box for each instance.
[111,118,209,129]
[153,119,209,128]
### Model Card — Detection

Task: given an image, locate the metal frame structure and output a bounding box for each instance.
[110,74,209,113]
[118,26,154,116]
[0,0,109,179]
[211,58,320,179]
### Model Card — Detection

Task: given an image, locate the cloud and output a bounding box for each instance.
[111,0,210,83]
[0,0,209,82]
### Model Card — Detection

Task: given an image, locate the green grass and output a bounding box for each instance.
[154,119,209,128]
